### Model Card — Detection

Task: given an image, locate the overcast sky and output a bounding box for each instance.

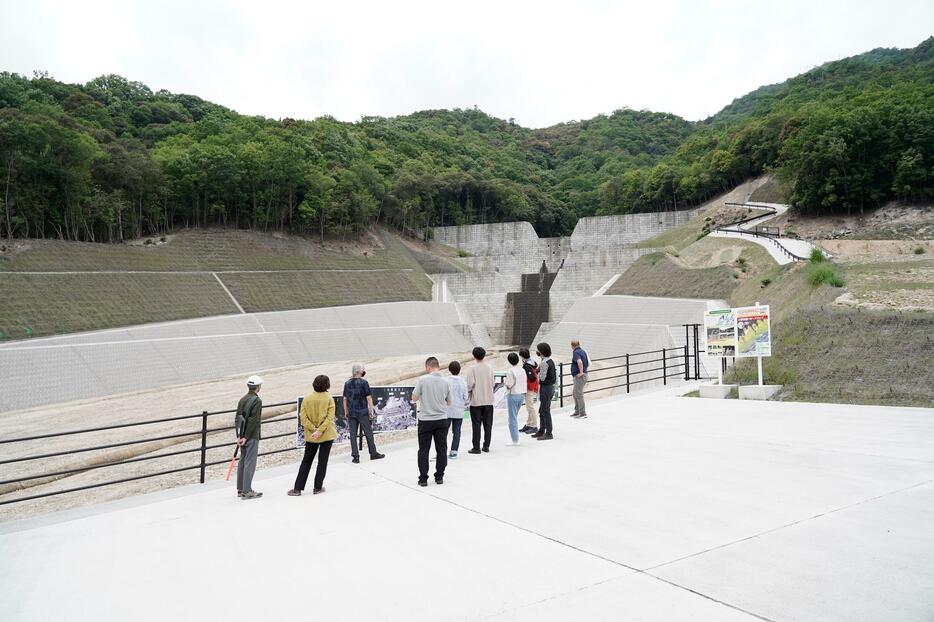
[1,0,931,128]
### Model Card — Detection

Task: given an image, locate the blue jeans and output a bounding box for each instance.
[448,418,462,451]
[507,393,524,442]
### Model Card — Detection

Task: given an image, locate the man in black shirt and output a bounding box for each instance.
[343,363,386,463]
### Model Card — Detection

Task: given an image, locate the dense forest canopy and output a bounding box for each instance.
[0,38,931,243]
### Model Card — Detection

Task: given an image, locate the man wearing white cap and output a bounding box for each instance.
[235,375,264,499]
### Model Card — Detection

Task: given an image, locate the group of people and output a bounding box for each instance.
[233,340,590,498]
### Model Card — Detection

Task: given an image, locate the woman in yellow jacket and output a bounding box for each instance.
[288,375,336,496]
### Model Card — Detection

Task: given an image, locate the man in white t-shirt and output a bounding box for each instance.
[504,352,527,445]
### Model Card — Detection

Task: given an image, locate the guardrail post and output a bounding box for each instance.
[199,410,208,484]
[625,354,630,393]
[696,324,701,378]
[684,344,690,381]
[558,363,565,408]
[662,348,667,385]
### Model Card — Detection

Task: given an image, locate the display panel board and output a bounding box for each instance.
[493,371,508,410]
[296,386,417,447]
[705,308,737,358]
[735,305,772,358]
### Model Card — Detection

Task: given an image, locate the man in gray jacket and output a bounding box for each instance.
[412,357,451,486]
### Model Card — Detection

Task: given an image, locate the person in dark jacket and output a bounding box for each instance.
[236,375,264,499]
[533,343,556,439]
[343,363,385,463]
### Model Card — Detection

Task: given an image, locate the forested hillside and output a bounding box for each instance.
[0,38,931,243]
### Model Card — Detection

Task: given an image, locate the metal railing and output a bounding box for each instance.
[556,342,696,408]
[0,326,706,507]
[0,402,302,507]
[719,202,807,262]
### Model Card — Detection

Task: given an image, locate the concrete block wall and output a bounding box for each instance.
[432,222,540,256]
[570,209,698,249]
[431,272,523,344]
[433,222,571,273]
[430,208,699,347]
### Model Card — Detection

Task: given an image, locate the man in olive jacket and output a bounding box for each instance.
[236,375,264,500]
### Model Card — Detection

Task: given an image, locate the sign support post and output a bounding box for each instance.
[755,301,764,386]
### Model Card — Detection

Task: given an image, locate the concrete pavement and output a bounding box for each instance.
[1,388,932,621]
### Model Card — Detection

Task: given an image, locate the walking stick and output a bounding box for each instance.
[225,445,240,481]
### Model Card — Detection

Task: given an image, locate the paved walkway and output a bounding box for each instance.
[2,388,933,621]
[711,202,821,265]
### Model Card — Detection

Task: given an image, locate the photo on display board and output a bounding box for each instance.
[493,372,508,410]
[704,308,737,357]
[296,386,417,447]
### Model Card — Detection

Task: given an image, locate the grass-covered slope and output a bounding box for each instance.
[0,228,432,339]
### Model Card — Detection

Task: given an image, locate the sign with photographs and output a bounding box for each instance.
[735,305,772,358]
[296,386,417,448]
[704,308,737,358]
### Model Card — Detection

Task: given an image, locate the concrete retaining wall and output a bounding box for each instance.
[430,209,700,347]
[0,302,473,412]
[570,210,698,249]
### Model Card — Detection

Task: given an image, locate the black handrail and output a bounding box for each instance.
[0,326,707,507]
[717,202,808,262]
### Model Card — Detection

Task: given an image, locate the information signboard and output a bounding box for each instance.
[735,305,772,358]
[296,386,417,448]
[704,308,737,358]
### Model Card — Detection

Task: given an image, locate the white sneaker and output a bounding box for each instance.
[449,451,458,459]
[505,440,520,446]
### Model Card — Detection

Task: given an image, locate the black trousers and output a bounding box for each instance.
[538,384,555,434]
[293,440,333,492]
[418,419,449,481]
[469,405,494,450]
[348,414,378,459]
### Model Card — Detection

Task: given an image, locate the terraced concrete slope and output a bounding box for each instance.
[0,301,473,412]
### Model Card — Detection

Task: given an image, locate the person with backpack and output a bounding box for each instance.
[533,343,556,440]
[504,352,527,446]
[235,375,264,500]
[518,347,540,434]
